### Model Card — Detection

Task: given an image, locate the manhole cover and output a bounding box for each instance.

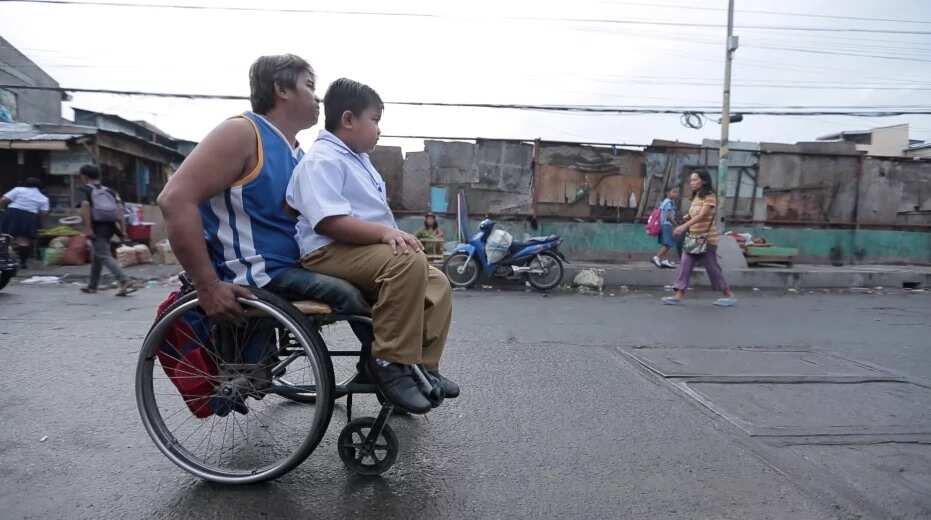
[686,381,931,436]
[630,348,884,378]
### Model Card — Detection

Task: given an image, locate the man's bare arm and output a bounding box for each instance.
[117,203,127,238]
[157,118,257,319]
[80,202,93,237]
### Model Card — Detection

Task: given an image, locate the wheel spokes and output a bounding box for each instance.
[141,297,330,480]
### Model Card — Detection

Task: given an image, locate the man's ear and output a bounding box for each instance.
[340,110,355,130]
[274,81,290,100]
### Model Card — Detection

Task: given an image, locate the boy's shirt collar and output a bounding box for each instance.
[316,129,359,156]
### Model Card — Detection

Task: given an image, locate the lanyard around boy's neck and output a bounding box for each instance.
[318,134,384,196]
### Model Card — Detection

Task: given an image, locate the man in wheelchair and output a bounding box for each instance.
[157,56,456,416]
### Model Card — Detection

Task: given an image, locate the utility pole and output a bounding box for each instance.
[718,0,737,230]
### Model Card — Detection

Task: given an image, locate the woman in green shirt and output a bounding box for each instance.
[415,212,445,256]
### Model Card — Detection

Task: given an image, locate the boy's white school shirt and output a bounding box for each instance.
[286,129,398,257]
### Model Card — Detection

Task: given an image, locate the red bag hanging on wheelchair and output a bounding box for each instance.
[154,290,281,418]
[155,291,219,418]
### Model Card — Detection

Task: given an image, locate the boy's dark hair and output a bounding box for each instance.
[80,164,101,180]
[249,54,314,114]
[24,177,42,188]
[324,78,384,132]
[691,170,715,200]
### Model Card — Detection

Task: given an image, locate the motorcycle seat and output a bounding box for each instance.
[509,235,558,254]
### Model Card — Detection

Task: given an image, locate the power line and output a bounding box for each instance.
[4,0,931,35]
[380,134,652,148]
[563,24,931,63]
[568,75,931,91]
[2,84,929,117]
[598,0,931,25]
[556,23,931,64]
[744,43,931,64]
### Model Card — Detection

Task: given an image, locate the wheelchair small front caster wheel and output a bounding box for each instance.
[338,417,399,476]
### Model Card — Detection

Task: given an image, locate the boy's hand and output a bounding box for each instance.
[381,229,423,255]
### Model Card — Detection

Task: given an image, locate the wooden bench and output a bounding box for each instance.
[419,238,446,264]
[745,245,799,267]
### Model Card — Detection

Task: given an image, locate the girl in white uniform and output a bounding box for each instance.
[0,177,49,268]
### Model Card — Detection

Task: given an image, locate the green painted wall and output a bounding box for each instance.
[397,216,931,265]
[734,226,931,265]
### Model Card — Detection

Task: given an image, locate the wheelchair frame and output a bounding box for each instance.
[135,276,443,482]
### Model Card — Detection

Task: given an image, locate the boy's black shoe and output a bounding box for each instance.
[428,371,460,399]
[366,357,432,414]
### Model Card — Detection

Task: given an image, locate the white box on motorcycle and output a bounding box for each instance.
[485,229,513,264]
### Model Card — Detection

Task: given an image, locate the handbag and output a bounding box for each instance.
[682,233,708,255]
[682,198,716,255]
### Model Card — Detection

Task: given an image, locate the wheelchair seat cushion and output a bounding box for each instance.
[265,267,371,317]
[291,300,334,315]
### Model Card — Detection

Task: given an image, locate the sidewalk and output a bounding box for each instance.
[566,261,931,290]
[14,262,182,285]
[12,260,931,291]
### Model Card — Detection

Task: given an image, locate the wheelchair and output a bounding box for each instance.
[134,275,445,484]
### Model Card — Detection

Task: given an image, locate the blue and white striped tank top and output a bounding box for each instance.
[199,112,304,287]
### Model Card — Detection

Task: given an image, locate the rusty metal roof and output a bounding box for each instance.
[0,122,94,143]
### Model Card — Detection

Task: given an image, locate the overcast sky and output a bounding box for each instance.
[2,0,930,152]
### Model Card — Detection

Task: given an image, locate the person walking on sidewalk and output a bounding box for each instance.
[662,170,736,307]
[77,165,136,296]
[651,187,680,269]
[0,177,48,269]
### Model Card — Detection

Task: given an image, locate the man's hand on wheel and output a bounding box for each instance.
[198,280,254,321]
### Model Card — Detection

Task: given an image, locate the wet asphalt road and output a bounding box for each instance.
[1,283,929,519]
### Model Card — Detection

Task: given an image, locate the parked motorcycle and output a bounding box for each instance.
[0,234,18,291]
[443,219,568,291]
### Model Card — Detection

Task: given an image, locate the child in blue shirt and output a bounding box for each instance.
[652,187,680,268]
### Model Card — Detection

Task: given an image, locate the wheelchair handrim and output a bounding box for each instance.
[135,296,334,484]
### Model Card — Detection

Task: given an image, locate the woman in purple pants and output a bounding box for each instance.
[662,170,737,307]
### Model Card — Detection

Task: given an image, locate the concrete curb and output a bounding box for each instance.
[14,262,930,291]
[565,264,931,290]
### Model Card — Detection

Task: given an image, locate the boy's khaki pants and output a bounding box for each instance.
[300,243,452,370]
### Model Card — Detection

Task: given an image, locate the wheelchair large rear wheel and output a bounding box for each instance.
[135,290,335,484]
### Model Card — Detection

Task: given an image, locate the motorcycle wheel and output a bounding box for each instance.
[526,251,564,291]
[443,253,480,288]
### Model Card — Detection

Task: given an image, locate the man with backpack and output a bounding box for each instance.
[78,164,136,296]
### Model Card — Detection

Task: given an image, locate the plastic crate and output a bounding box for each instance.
[126,223,152,241]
